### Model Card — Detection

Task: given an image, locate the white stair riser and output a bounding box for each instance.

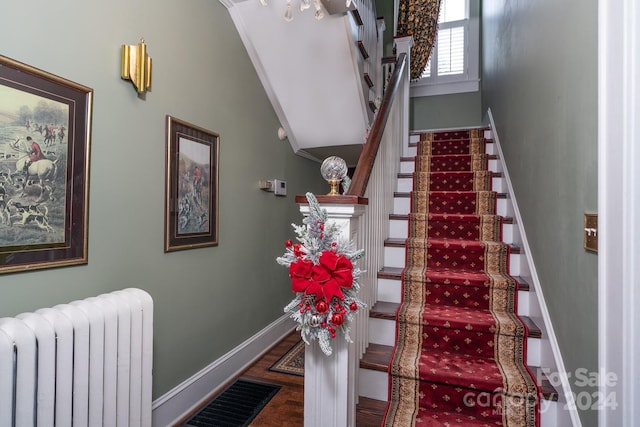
[396,176,505,193]
[359,368,389,401]
[393,196,509,217]
[368,316,541,367]
[376,277,531,317]
[540,399,561,426]
[400,161,414,174]
[383,246,521,276]
[368,318,396,347]
[377,278,403,304]
[358,367,561,426]
[389,219,515,244]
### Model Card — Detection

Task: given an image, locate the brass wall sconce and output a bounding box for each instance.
[121,38,152,94]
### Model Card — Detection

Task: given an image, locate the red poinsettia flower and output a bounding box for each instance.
[311,251,353,301]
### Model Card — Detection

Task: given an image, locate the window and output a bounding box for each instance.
[411,0,479,97]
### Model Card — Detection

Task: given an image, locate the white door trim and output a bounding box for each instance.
[598,0,640,425]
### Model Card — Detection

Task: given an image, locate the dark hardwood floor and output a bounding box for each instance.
[241,331,304,426]
[176,330,385,426]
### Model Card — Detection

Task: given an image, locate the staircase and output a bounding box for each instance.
[356,129,561,426]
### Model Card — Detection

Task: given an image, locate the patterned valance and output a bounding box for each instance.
[397,0,442,81]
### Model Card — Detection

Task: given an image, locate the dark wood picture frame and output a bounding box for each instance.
[165,115,219,252]
[0,55,92,274]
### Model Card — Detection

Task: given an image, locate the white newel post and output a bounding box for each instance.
[393,36,413,158]
[298,201,366,427]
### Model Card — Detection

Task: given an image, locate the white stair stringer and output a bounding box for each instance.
[358,129,568,427]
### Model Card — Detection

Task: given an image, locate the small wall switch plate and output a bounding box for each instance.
[584,213,598,253]
[273,179,287,196]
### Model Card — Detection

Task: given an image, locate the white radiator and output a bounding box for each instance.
[0,288,153,427]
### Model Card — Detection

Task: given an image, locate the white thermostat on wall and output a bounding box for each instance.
[273,179,287,196]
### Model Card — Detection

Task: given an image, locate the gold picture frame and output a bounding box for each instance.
[164,115,219,252]
[0,55,92,274]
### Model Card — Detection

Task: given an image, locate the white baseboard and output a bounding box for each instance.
[151,314,295,427]
[487,108,580,427]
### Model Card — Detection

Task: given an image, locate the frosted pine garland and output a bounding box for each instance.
[277,192,365,355]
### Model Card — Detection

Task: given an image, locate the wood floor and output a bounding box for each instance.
[178,330,385,426]
[240,331,304,426]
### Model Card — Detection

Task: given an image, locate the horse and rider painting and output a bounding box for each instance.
[0,83,68,246]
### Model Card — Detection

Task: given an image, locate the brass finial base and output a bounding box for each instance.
[327,179,341,195]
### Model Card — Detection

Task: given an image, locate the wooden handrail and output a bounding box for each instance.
[346,53,407,197]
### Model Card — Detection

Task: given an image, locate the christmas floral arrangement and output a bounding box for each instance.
[277,192,365,356]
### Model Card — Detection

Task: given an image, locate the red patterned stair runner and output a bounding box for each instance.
[382,129,540,426]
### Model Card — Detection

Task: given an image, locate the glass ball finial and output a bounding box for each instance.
[320,156,348,195]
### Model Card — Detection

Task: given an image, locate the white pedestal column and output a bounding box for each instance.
[298,202,366,427]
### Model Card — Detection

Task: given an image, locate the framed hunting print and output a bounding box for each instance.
[0,55,92,274]
[164,115,219,252]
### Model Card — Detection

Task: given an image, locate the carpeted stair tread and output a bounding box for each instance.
[398,171,504,179]
[403,303,524,332]
[408,212,502,223]
[404,238,513,273]
[410,128,488,139]
[386,237,521,254]
[360,344,558,402]
[377,266,530,292]
[412,171,494,192]
[393,348,516,394]
[411,408,504,426]
[395,191,508,199]
[390,213,514,225]
[370,301,542,339]
[408,237,508,249]
[397,307,528,358]
[404,270,517,291]
[412,190,497,197]
[423,129,489,140]
[408,190,498,216]
[417,135,489,156]
[408,214,504,241]
[414,154,491,172]
[402,154,498,161]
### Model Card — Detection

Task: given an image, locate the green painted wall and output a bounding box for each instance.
[410,92,483,131]
[481,0,598,425]
[407,0,483,132]
[0,0,324,399]
[375,0,396,56]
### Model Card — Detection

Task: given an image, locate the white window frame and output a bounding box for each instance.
[410,0,480,97]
